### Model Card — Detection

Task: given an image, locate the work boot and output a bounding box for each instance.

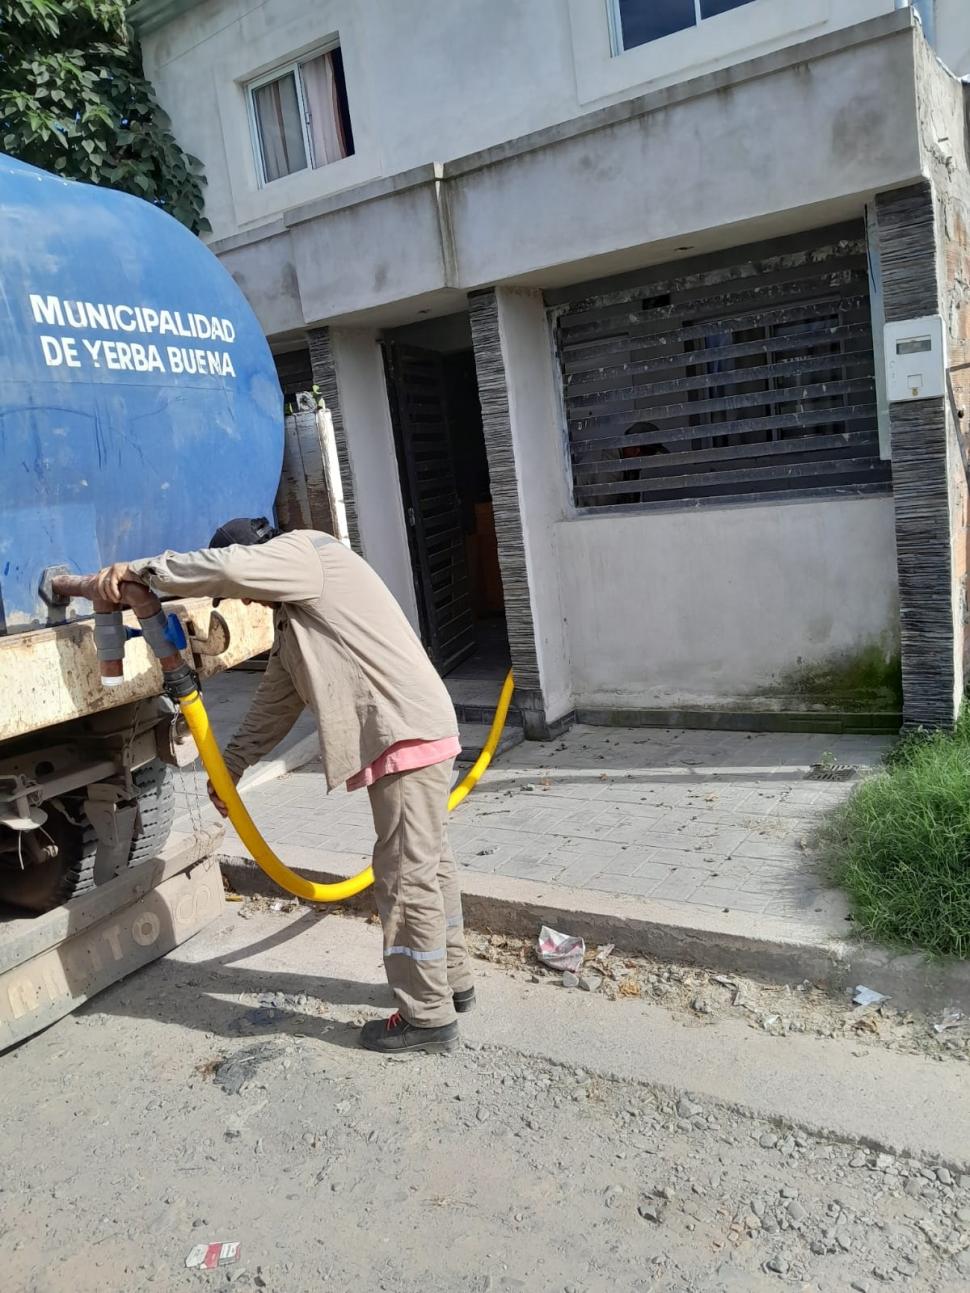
[360,1011,458,1055]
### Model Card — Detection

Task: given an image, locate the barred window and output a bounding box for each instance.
[555,225,889,512]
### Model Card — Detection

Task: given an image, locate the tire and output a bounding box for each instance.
[127,758,176,865]
[0,811,97,913]
[0,759,175,913]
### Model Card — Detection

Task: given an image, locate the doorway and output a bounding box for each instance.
[383,314,509,695]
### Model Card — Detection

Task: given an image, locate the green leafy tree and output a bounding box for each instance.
[0,0,209,232]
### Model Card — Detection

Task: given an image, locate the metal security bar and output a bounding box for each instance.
[554,224,889,512]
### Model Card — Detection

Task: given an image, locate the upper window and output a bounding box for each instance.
[248,46,354,185]
[611,0,758,52]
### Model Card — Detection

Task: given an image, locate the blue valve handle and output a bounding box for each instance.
[165,613,188,651]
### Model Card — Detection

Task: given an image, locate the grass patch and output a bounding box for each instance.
[817,712,970,958]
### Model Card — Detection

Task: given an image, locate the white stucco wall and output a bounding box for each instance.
[567,0,889,105]
[446,25,919,292]
[139,0,917,244]
[204,16,926,340]
[556,498,900,711]
[328,328,419,628]
[474,292,900,718]
[134,0,912,718]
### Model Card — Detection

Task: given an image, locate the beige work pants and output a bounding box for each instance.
[367,759,474,1027]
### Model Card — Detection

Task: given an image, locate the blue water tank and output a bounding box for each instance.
[0,154,283,632]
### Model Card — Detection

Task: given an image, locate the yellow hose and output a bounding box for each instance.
[178,669,515,903]
[446,668,516,810]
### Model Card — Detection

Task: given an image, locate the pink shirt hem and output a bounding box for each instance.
[346,737,461,790]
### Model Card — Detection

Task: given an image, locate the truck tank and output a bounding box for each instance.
[0,154,284,912]
[0,152,283,631]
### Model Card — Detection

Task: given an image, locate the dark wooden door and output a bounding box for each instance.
[384,342,475,673]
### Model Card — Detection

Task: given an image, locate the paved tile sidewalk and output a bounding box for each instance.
[210,724,891,927]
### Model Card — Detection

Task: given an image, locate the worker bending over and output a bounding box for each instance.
[95,518,474,1055]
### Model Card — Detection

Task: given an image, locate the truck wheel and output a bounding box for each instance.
[0,811,98,912]
[0,760,176,913]
[127,759,176,865]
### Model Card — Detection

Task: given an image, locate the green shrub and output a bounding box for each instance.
[818,712,970,957]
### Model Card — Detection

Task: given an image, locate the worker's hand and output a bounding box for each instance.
[94,562,137,604]
[207,778,229,818]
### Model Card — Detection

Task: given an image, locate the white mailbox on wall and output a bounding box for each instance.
[884,314,946,402]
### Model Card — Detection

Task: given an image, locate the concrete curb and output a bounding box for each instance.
[216,843,970,1014]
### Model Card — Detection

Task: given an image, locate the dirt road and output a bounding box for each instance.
[2,902,968,1293]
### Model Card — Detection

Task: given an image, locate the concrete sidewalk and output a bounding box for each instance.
[216,724,888,925]
[174,695,970,1010]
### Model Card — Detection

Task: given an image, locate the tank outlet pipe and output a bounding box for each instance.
[52,576,515,904]
[51,572,195,693]
[94,608,126,686]
[41,568,127,686]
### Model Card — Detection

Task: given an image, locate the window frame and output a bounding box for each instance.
[608,0,755,56]
[246,40,343,188]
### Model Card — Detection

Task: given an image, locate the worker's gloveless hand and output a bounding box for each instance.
[207,776,237,819]
[94,562,137,604]
[206,775,239,817]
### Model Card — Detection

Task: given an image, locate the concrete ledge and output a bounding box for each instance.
[444,11,916,180]
[207,218,288,256]
[283,163,441,229]
[216,843,970,1014]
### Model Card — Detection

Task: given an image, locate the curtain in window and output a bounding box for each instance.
[253,73,306,182]
[301,52,350,167]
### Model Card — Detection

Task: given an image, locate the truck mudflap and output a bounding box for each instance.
[0,824,225,1052]
[0,598,273,744]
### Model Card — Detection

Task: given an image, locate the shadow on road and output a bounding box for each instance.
[83,904,388,1053]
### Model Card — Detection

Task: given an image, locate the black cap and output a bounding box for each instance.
[209,517,277,548]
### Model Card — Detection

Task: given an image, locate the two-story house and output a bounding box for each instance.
[131,0,970,739]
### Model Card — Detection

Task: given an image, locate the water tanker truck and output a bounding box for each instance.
[0,152,283,928]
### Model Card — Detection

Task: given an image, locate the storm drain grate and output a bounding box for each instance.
[805,764,857,782]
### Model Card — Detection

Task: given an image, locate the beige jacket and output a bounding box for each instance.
[129,531,457,789]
